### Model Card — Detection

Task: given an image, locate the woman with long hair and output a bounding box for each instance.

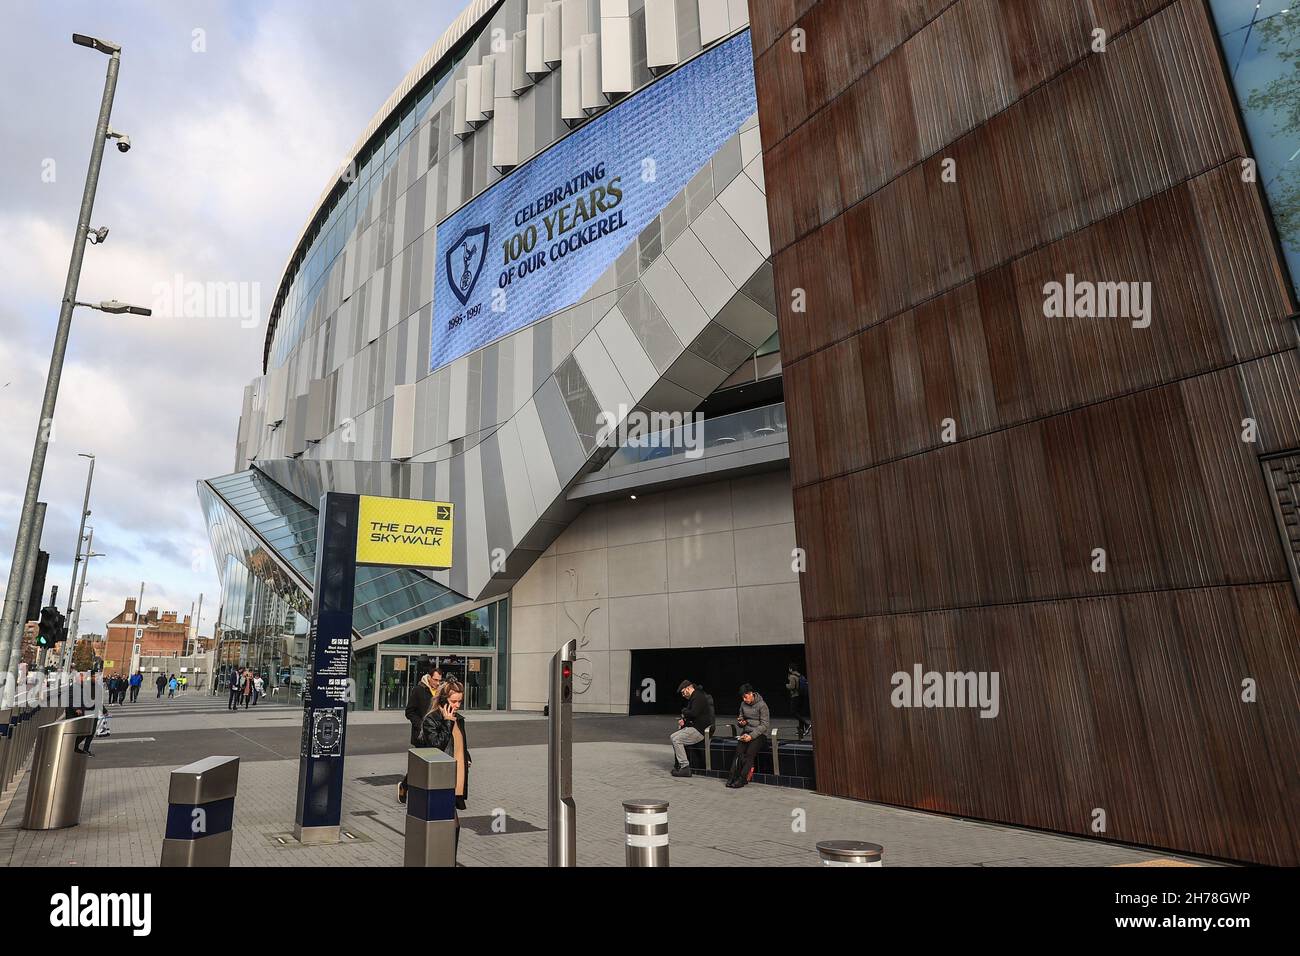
[420,677,470,861]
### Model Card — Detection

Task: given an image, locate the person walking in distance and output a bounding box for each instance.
[241,668,253,709]
[670,679,714,778]
[397,659,440,804]
[420,677,470,863]
[252,673,264,706]
[156,672,167,699]
[226,668,241,711]
[726,684,771,789]
[167,674,178,699]
[786,663,811,740]
[129,671,143,703]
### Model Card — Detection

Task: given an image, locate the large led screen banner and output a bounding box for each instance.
[431,30,757,373]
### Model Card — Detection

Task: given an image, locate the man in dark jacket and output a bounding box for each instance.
[397,659,441,804]
[727,684,771,788]
[670,679,714,777]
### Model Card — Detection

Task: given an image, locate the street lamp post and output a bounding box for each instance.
[64,527,103,666]
[60,454,95,671]
[0,34,133,708]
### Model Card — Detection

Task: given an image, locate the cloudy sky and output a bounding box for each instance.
[0,0,462,640]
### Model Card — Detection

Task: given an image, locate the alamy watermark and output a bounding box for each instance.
[594,404,704,459]
[1042,273,1151,329]
[891,664,1000,718]
[151,273,261,328]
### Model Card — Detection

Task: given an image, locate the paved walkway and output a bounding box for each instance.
[0,704,1214,867]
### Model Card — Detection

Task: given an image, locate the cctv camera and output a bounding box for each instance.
[116,135,131,153]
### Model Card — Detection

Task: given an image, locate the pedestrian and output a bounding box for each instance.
[67,674,94,756]
[398,659,441,804]
[129,671,142,703]
[670,679,714,778]
[156,672,166,698]
[179,675,187,693]
[241,668,253,709]
[227,668,242,711]
[419,677,470,862]
[786,663,811,739]
[252,673,263,705]
[167,674,178,698]
[725,683,771,789]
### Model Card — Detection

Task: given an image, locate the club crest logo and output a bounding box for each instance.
[445,224,490,306]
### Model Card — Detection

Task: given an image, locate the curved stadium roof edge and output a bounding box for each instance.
[262,0,501,373]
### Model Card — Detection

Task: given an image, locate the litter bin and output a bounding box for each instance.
[22,714,98,830]
[816,840,884,866]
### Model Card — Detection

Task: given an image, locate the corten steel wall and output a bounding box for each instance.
[750,0,1300,865]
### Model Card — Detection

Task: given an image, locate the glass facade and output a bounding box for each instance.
[599,401,788,471]
[372,597,509,712]
[200,469,466,636]
[266,28,480,370]
[1210,1,1300,297]
[198,467,503,710]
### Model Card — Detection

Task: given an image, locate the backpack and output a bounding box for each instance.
[797,675,809,697]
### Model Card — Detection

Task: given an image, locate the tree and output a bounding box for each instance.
[1245,15,1300,248]
[71,640,95,672]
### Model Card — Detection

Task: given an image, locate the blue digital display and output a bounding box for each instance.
[431,30,757,373]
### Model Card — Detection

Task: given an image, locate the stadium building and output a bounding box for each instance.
[199,0,798,717]
[202,0,1300,865]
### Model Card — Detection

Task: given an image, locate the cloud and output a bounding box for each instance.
[0,0,463,639]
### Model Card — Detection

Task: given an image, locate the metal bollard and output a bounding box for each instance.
[404,748,457,867]
[623,799,669,867]
[0,705,13,791]
[22,715,98,829]
[816,840,884,866]
[160,756,240,866]
[770,728,780,777]
[703,727,712,771]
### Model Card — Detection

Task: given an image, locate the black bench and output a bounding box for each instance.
[683,726,816,790]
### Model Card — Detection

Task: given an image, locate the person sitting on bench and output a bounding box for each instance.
[726,684,770,789]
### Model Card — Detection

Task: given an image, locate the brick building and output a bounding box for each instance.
[103,599,192,673]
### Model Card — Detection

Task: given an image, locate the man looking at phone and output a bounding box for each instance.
[670,679,714,777]
[726,684,770,788]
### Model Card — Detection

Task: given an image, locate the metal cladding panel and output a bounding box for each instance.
[600,14,636,93]
[697,0,730,45]
[644,0,681,68]
[465,65,487,124]
[580,33,605,112]
[493,93,522,169]
[513,31,536,92]
[544,2,563,64]
[304,379,328,443]
[479,55,497,116]
[561,43,584,120]
[454,79,471,137]
[526,17,550,76]
[391,383,417,460]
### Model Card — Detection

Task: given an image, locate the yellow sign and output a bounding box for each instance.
[355,495,454,570]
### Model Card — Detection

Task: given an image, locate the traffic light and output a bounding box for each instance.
[36,605,65,648]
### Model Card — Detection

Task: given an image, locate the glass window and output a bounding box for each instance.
[440,606,494,648]
[1210,2,1300,297]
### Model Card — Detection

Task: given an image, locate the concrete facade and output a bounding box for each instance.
[510,468,800,712]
